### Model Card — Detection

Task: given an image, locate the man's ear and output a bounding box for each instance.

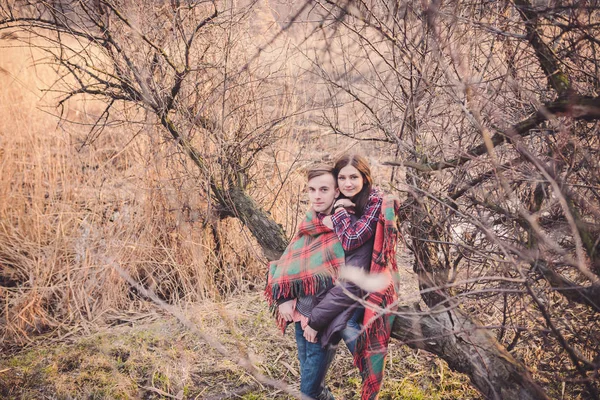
[334,188,340,198]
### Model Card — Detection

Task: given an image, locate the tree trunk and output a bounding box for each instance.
[225,187,288,261]
[411,217,451,308]
[402,196,549,399]
[391,304,549,400]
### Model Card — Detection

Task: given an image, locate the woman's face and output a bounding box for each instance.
[337,165,364,199]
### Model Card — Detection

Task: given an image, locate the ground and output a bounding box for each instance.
[0,262,479,399]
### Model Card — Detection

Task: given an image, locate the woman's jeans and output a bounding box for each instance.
[340,307,364,355]
[295,322,336,399]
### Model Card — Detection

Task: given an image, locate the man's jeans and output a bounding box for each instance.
[295,322,336,399]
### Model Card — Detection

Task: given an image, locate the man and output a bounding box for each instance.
[265,165,342,400]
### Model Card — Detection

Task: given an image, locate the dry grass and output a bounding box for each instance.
[0,291,479,399]
[0,42,287,347]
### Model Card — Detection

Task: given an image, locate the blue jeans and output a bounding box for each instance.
[295,322,336,399]
[340,307,364,355]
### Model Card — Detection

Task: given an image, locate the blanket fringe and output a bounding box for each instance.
[264,273,336,307]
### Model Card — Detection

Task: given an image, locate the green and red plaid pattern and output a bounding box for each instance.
[355,195,402,400]
[264,210,345,328]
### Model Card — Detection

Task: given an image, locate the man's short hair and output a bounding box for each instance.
[307,164,334,181]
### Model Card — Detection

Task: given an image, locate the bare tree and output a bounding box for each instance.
[0,0,292,261]
[302,0,600,398]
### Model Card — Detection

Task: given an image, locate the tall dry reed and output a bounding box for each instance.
[0,43,307,347]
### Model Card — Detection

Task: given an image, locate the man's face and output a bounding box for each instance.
[308,173,339,214]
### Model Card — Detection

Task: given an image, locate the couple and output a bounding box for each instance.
[265,154,402,400]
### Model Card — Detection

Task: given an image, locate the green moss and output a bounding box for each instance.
[152,370,171,392]
[346,376,361,390]
[6,347,50,369]
[241,393,266,400]
[380,379,438,400]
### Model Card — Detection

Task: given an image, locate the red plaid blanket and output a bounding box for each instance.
[355,195,402,400]
[264,209,345,328]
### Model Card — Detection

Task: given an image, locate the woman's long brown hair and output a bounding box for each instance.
[333,154,373,217]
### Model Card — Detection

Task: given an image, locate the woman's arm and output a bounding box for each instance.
[307,281,364,331]
[331,192,382,251]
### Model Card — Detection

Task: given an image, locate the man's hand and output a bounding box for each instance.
[322,215,333,229]
[303,325,318,343]
[278,300,295,322]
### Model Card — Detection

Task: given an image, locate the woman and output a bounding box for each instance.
[309,154,382,353]
[314,153,400,400]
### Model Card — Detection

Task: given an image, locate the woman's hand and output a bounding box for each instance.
[334,199,355,209]
[333,198,355,214]
[322,215,333,229]
[278,300,295,322]
[303,325,318,343]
